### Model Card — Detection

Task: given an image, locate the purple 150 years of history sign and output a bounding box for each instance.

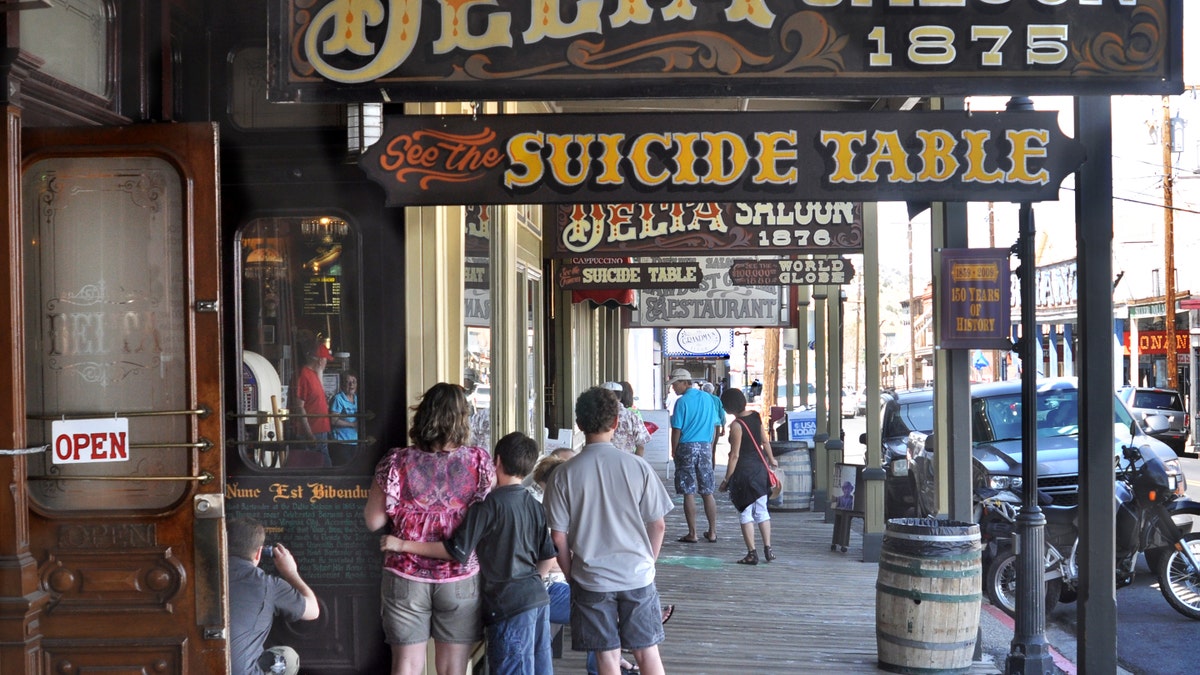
[938,248,1012,351]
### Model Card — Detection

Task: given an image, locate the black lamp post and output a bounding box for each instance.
[1005,96,1054,675]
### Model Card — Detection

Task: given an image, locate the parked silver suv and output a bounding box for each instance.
[1117,386,1190,456]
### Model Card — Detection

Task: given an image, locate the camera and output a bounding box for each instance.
[261,543,277,559]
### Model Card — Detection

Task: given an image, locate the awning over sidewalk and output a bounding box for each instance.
[571,288,636,309]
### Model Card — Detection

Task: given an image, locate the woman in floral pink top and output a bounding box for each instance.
[364,382,495,675]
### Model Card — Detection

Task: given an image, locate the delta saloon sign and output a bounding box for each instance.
[271,0,1181,101]
[359,110,1086,205]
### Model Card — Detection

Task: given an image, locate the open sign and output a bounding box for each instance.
[51,418,130,464]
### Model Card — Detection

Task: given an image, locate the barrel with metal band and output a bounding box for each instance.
[876,518,982,674]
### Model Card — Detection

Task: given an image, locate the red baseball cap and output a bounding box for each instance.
[316,343,334,360]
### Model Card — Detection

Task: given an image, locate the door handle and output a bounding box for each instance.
[194,493,226,640]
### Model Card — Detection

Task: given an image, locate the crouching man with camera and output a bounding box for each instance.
[227,517,320,675]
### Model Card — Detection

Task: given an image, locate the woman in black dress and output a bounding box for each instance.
[718,388,779,565]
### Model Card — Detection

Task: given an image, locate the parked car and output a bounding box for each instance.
[889,379,1187,519]
[1116,386,1190,456]
[856,388,935,518]
[854,390,868,417]
[897,374,1185,511]
[841,389,858,418]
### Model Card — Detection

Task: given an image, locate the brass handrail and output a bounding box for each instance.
[27,407,211,420]
[28,471,215,484]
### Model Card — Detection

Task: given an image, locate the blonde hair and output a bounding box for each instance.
[532,454,569,486]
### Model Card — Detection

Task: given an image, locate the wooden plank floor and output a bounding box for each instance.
[548,428,1004,675]
[552,491,886,674]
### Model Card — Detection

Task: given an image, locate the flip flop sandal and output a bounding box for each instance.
[677,535,698,543]
[703,531,718,543]
[661,604,675,625]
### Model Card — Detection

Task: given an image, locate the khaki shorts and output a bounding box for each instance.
[380,573,482,646]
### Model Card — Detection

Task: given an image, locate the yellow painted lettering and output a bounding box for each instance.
[821,131,867,183]
[503,132,544,189]
[701,132,749,186]
[916,129,959,181]
[433,0,512,55]
[753,131,799,185]
[960,130,1004,184]
[545,134,595,187]
[725,0,775,29]
[1005,129,1050,185]
[609,0,654,28]
[629,133,672,186]
[863,130,915,183]
[524,0,603,44]
[593,134,626,185]
[672,133,703,185]
[305,0,421,84]
[660,0,698,21]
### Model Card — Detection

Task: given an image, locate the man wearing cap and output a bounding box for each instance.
[605,381,651,456]
[292,330,333,467]
[667,368,720,543]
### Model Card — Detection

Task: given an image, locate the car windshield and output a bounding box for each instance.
[885,399,934,437]
[972,388,1079,442]
[1131,390,1182,410]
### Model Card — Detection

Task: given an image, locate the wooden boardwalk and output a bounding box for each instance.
[553,466,890,675]
[549,422,1003,675]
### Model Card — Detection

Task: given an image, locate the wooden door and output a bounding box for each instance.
[21,123,226,673]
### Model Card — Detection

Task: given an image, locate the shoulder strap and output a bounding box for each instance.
[736,417,771,469]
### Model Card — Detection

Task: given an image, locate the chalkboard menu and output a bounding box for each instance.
[302,275,342,316]
[225,475,381,584]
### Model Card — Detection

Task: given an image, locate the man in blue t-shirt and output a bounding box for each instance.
[228,518,320,675]
[668,368,721,543]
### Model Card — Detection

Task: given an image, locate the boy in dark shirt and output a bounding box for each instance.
[382,432,556,675]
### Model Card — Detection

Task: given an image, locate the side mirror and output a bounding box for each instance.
[859,432,868,446]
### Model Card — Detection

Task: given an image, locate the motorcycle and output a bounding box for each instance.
[976,485,1065,615]
[984,416,1200,620]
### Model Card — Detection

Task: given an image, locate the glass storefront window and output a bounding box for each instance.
[235,215,362,470]
[464,205,492,449]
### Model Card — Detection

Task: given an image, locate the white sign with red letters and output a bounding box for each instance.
[51,418,130,464]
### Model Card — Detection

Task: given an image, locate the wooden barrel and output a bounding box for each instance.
[876,518,981,674]
[769,443,812,511]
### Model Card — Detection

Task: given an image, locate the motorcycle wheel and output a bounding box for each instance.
[984,548,1062,618]
[1156,532,1200,621]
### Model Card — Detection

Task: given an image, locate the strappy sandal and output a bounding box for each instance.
[764,545,776,562]
[661,604,675,625]
[737,549,759,565]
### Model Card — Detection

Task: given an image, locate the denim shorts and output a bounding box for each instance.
[380,573,482,645]
[486,604,553,675]
[674,441,715,495]
[569,582,665,653]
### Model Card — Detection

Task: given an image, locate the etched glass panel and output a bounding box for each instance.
[20,0,110,97]
[24,156,187,511]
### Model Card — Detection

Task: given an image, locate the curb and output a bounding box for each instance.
[980,603,1076,674]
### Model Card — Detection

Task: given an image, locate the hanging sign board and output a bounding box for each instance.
[630,257,787,329]
[938,248,1012,350]
[729,258,855,286]
[558,261,702,291]
[360,111,1086,206]
[553,202,862,257]
[662,329,734,359]
[271,0,1182,102]
[52,418,130,464]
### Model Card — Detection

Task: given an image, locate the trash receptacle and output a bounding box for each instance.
[876,518,981,674]
[769,441,812,511]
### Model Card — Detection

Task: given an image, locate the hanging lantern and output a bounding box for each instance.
[347,102,383,156]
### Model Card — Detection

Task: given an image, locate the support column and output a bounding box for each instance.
[861,203,884,563]
[403,102,468,405]
[1075,94,1118,675]
[931,201,972,522]
[0,104,48,673]
[813,289,829,520]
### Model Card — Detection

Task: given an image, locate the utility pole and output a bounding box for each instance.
[1163,96,1178,390]
[907,220,915,388]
